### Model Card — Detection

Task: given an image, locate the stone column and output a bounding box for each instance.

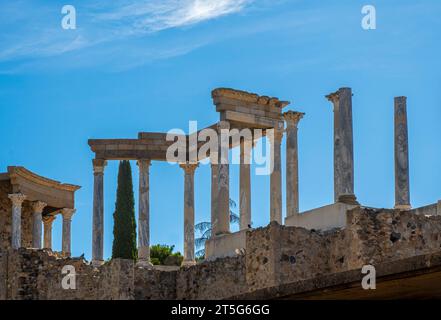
[43,215,56,249]
[239,137,252,230]
[210,162,218,237]
[215,121,230,235]
[8,193,26,249]
[61,208,76,257]
[270,128,283,224]
[394,96,411,210]
[180,162,198,267]
[283,111,304,217]
[31,201,47,249]
[326,88,358,204]
[137,159,152,266]
[92,159,107,265]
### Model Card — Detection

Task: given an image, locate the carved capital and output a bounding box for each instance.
[283,111,305,127]
[32,201,47,214]
[325,91,340,104]
[137,159,151,168]
[8,193,27,207]
[92,159,107,174]
[61,208,76,220]
[42,215,56,226]
[180,162,199,175]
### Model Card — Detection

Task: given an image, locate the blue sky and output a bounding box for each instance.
[0,0,440,259]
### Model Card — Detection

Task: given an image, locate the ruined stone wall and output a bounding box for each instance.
[2,207,441,300]
[1,248,134,300]
[176,255,247,300]
[135,267,177,300]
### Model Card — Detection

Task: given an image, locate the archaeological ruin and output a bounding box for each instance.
[1,87,441,300]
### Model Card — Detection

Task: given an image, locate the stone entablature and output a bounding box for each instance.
[6,166,80,212]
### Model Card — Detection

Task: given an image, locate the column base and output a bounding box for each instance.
[181,260,197,268]
[136,260,154,268]
[91,260,104,267]
[337,194,359,205]
[394,204,412,211]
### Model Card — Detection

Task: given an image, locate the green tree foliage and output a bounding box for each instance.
[150,244,183,266]
[112,160,137,260]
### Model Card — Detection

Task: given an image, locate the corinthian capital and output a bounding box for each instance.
[32,201,47,214]
[8,193,27,207]
[92,159,107,174]
[283,111,305,128]
[180,162,199,175]
[61,208,76,220]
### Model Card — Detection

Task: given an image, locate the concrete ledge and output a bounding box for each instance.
[285,202,358,231]
[205,229,248,261]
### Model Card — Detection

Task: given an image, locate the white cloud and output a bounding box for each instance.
[98,0,251,32]
[0,0,253,66]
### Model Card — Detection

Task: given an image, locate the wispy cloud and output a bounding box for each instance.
[97,0,251,33]
[0,0,254,72]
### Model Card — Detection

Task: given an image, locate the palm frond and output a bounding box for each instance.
[229,199,237,208]
[195,249,205,259]
[201,229,212,239]
[195,222,212,233]
[230,211,240,224]
[195,237,208,249]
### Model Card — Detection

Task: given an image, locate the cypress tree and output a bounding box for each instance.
[112,160,137,260]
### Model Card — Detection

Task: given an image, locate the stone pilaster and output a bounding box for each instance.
[215,121,230,235]
[210,162,218,237]
[180,162,198,267]
[326,88,358,204]
[239,137,252,230]
[43,215,56,249]
[8,193,26,249]
[283,111,304,217]
[92,159,107,266]
[270,127,283,224]
[61,208,76,257]
[394,96,411,210]
[31,201,47,249]
[137,159,152,266]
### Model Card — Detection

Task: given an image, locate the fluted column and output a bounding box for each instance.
[240,137,252,230]
[283,111,304,217]
[8,193,27,249]
[210,162,218,237]
[326,88,358,204]
[137,159,152,266]
[394,97,411,210]
[31,201,47,248]
[216,121,230,235]
[43,215,56,249]
[61,208,76,257]
[180,162,198,267]
[92,159,107,265]
[270,128,283,224]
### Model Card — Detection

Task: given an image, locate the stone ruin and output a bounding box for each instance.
[1,87,441,299]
